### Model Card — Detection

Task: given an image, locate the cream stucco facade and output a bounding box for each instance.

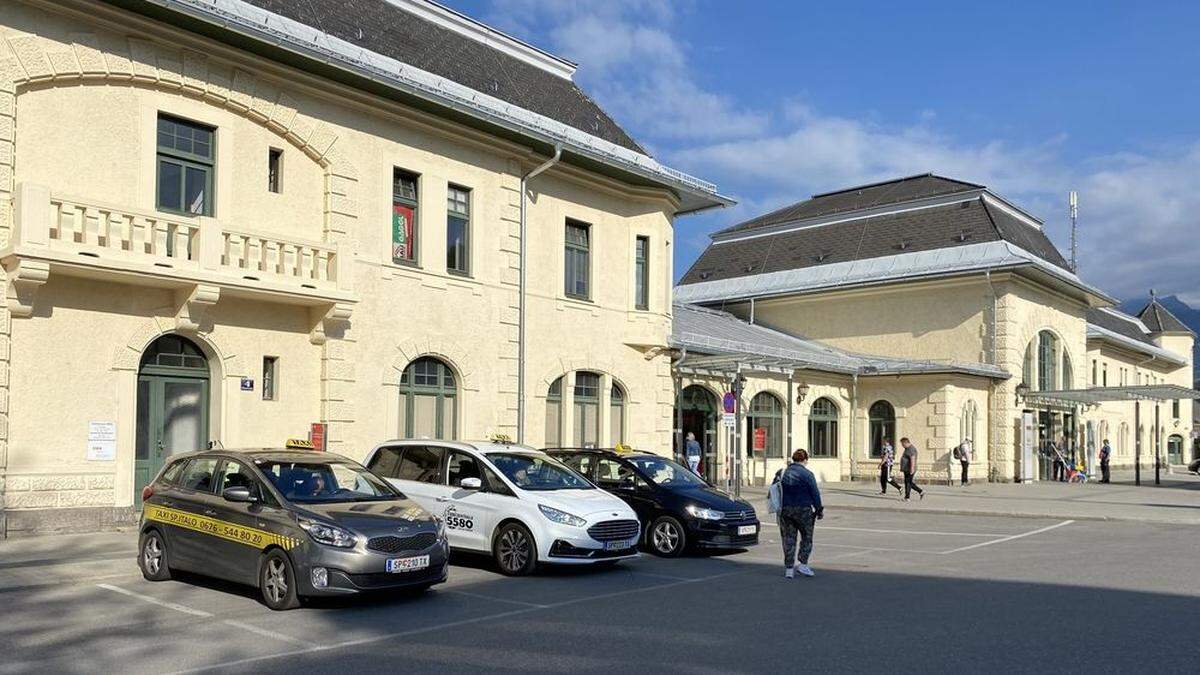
[0,0,721,535]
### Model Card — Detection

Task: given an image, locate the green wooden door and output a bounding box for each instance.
[134,336,211,498]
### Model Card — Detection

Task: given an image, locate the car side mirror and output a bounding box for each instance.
[222,486,255,503]
[460,477,482,490]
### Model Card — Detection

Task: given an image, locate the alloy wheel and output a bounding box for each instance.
[264,558,288,604]
[142,537,162,575]
[653,521,680,554]
[498,529,530,573]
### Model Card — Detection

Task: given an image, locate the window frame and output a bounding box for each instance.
[391,168,420,266]
[156,113,215,217]
[634,235,650,310]
[868,400,896,458]
[746,392,784,459]
[609,382,626,445]
[564,219,592,301]
[572,371,601,448]
[808,397,840,459]
[267,147,282,194]
[399,357,458,440]
[446,184,472,276]
[262,355,278,401]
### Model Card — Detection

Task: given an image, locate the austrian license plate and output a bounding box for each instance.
[737,525,757,536]
[386,555,430,573]
[604,538,635,551]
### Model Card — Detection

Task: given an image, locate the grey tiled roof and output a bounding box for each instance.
[239,0,645,153]
[1136,299,1195,335]
[679,194,1069,286]
[1086,308,1155,345]
[715,174,983,236]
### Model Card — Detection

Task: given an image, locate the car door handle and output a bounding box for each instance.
[203,509,217,517]
[435,497,451,503]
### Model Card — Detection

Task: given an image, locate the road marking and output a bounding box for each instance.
[820,526,1003,538]
[939,520,1075,555]
[623,570,695,581]
[222,620,311,646]
[820,543,946,555]
[170,569,753,674]
[443,589,549,608]
[95,583,213,617]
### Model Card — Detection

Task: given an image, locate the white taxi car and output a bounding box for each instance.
[363,439,640,575]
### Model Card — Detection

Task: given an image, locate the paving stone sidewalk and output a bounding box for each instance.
[741,469,1200,525]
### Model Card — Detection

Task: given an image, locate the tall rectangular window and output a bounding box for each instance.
[262,356,278,401]
[1173,399,1181,418]
[1102,363,1108,387]
[392,169,419,264]
[634,236,649,310]
[268,148,282,193]
[564,220,590,300]
[1091,359,1097,386]
[446,185,470,275]
[156,114,214,216]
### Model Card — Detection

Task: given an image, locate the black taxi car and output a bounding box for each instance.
[546,447,759,557]
[137,445,448,610]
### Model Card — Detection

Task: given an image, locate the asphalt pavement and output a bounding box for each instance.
[2,508,1198,674]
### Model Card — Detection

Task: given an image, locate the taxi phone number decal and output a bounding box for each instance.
[442,505,474,531]
[144,504,300,551]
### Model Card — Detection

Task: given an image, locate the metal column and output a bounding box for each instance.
[1134,400,1141,486]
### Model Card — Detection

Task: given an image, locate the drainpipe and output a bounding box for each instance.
[516,145,562,444]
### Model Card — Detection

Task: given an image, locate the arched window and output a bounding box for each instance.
[573,371,601,447]
[1062,351,1073,390]
[959,400,979,446]
[868,400,895,458]
[1118,423,1129,456]
[545,377,563,447]
[610,383,626,445]
[1037,331,1058,391]
[399,357,457,440]
[809,397,839,458]
[746,392,784,459]
[1167,434,1184,464]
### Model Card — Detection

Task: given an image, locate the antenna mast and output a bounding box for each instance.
[1069,190,1078,273]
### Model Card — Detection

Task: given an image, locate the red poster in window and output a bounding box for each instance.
[753,427,767,454]
[392,203,415,262]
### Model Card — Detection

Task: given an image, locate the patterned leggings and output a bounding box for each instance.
[778,506,815,566]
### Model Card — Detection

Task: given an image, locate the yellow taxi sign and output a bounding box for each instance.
[487,432,514,444]
[613,443,635,454]
[285,438,315,450]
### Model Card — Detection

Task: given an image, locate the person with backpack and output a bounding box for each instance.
[770,448,823,579]
[899,437,924,501]
[878,438,903,496]
[955,438,972,486]
[683,432,702,475]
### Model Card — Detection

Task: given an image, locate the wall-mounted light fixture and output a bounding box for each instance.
[796,382,810,404]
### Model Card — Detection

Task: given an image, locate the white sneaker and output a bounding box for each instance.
[797,564,815,577]
[785,567,795,579]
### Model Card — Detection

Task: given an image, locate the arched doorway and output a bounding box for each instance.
[869,400,896,458]
[399,357,458,440]
[1167,434,1184,465]
[678,385,718,481]
[135,334,211,496]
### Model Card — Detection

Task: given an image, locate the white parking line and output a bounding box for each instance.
[95,583,213,617]
[443,589,550,608]
[820,526,1003,538]
[940,520,1075,554]
[169,569,751,675]
[222,620,311,647]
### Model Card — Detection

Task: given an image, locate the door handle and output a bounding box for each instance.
[435,497,451,503]
[203,509,217,517]
[160,500,175,508]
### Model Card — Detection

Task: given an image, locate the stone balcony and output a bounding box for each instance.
[2,183,355,343]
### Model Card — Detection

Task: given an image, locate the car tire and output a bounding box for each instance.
[648,516,686,557]
[493,522,537,576]
[259,549,301,611]
[137,529,172,582]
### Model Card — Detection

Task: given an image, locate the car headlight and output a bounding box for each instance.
[297,517,357,548]
[538,504,587,528]
[685,504,724,521]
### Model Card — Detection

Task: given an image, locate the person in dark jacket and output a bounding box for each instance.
[1099,439,1112,484]
[878,438,903,496]
[772,448,823,578]
[899,437,924,501]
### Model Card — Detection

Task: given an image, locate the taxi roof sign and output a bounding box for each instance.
[285,438,315,450]
[487,432,514,444]
[613,443,635,455]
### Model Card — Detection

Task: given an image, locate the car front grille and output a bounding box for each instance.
[366,532,438,554]
[586,519,640,542]
[723,509,756,521]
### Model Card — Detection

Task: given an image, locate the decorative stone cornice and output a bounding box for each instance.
[3,258,49,318]
[174,284,220,332]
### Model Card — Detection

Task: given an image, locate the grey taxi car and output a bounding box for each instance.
[137,447,449,610]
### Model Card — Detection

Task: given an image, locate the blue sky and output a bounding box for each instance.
[445,0,1200,304]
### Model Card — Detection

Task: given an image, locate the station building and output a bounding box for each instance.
[673,175,1196,485]
[0,0,729,536]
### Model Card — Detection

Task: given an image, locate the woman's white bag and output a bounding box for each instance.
[768,476,783,514]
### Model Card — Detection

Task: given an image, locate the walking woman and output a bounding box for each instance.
[878,438,903,496]
[899,437,924,501]
[772,449,823,578]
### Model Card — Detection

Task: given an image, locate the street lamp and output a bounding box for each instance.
[1015,382,1030,406]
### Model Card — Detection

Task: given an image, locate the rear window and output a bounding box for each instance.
[160,459,188,485]
[178,457,219,493]
[396,446,445,484]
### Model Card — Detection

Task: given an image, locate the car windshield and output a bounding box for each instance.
[628,455,707,487]
[256,459,400,503]
[487,453,592,491]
